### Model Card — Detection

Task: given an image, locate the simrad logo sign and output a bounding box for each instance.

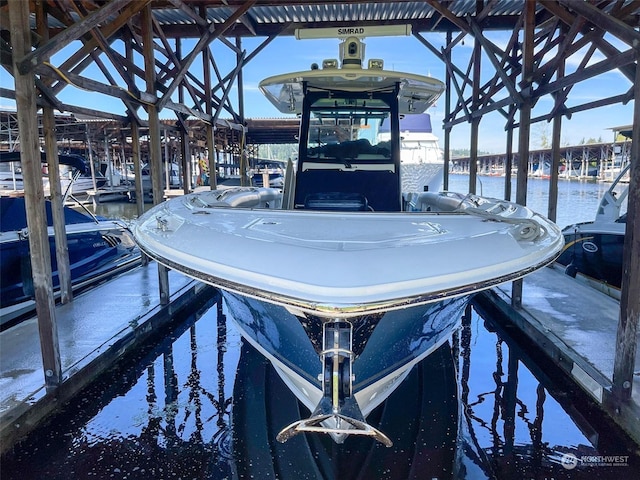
[561,453,630,469]
[295,25,412,39]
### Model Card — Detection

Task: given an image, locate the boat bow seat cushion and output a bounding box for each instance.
[304,192,369,211]
[295,170,400,211]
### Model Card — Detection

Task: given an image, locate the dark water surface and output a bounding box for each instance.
[2,289,638,479]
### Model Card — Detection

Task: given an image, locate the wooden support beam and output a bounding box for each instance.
[467,0,484,195]
[468,17,524,105]
[36,0,73,305]
[236,36,245,123]
[8,0,62,388]
[443,30,452,192]
[547,25,566,224]
[512,92,633,129]
[157,0,256,111]
[17,0,131,74]
[559,0,640,46]
[163,100,213,123]
[213,51,246,125]
[425,0,471,32]
[202,30,218,190]
[69,2,139,96]
[37,63,149,107]
[151,15,202,108]
[44,106,74,304]
[180,128,191,195]
[0,86,130,121]
[512,0,536,310]
[142,3,169,305]
[206,53,243,124]
[611,54,640,404]
[50,0,152,95]
[468,30,481,195]
[504,105,514,201]
[130,121,146,225]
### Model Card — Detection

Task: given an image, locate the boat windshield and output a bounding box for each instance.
[303,97,393,172]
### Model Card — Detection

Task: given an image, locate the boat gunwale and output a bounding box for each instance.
[135,237,562,318]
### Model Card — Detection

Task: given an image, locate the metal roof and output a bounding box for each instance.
[150,1,532,37]
[245,118,300,145]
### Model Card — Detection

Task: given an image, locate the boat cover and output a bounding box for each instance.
[0,196,92,232]
[0,152,88,174]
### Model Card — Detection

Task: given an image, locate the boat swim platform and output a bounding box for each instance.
[477,264,640,445]
[0,263,214,454]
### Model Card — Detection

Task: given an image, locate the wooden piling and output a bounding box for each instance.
[512,1,535,309]
[612,55,640,404]
[142,3,169,304]
[9,0,62,388]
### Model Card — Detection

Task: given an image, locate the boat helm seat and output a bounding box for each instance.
[303,192,370,211]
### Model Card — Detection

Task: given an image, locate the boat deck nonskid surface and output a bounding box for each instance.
[135,196,563,311]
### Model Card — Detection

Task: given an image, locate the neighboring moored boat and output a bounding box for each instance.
[0,152,140,326]
[378,113,444,193]
[250,159,286,188]
[556,162,629,293]
[0,151,107,198]
[133,36,563,446]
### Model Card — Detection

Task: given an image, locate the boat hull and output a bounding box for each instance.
[556,162,629,291]
[223,290,467,429]
[556,223,625,289]
[232,337,460,478]
[401,162,443,193]
[0,197,140,324]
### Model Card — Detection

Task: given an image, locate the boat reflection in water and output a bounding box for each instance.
[2,293,639,479]
[233,332,461,479]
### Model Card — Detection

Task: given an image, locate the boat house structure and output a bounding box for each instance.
[1,0,639,448]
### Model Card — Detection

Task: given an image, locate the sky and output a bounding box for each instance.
[0,30,634,153]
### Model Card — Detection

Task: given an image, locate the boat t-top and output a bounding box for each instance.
[133,35,564,446]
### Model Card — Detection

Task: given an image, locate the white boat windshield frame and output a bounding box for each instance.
[294,83,403,212]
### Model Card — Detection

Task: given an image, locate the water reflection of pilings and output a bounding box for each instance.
[457,303,498,478]
[460,301,564,478]
[457,303,556,478]
[139,290,233,453]
[216,299,231,430]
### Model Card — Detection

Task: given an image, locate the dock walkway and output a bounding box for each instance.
[483,264,640,444]
[0,263,210,452]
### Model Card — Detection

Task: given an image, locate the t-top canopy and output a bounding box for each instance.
[259,37,444,115]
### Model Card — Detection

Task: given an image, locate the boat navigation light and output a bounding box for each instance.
[368,59,384,70]
[323,59,338,69]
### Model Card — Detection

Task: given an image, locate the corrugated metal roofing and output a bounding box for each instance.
[149,1,529,35]
[34,1,638,35]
